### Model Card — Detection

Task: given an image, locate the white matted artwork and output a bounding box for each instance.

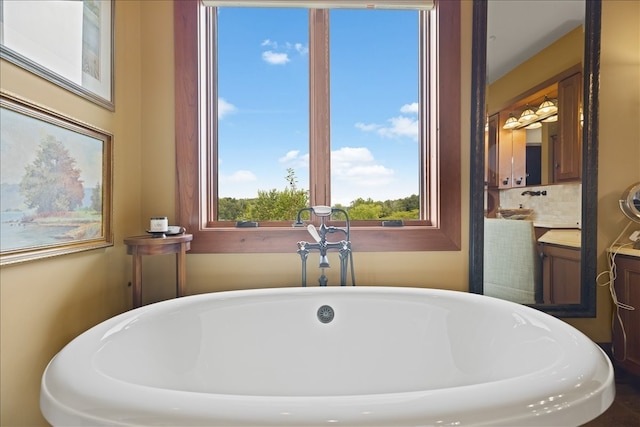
[0,0,114,110]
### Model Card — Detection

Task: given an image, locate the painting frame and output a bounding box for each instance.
[0,91,113,266]
[0,0,115,111]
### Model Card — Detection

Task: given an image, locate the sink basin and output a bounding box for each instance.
[497,208,533,220]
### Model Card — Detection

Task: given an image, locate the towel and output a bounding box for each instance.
[483,218,541,304]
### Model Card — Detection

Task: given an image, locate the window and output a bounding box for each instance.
[174,0,460,253]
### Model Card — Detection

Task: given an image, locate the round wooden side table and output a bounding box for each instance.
[124,234,193,308]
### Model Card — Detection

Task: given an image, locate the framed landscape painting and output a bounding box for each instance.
[0,92,113,265]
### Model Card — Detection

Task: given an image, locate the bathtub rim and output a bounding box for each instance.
[40,286,616,426]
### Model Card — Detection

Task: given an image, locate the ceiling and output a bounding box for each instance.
[487,0,585,84]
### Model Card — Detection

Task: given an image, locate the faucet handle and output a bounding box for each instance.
[307,224,321,243]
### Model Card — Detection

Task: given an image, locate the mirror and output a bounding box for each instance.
[620,182,640,224]
[469,0,601,317]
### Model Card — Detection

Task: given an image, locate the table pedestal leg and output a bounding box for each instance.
[176,243,187,297]
[132,254,142,308]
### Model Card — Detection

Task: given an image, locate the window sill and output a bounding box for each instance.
[184,225,461,253]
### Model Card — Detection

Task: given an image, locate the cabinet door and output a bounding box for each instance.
[486,112,526,189]
[486,113,499,188]
[540,243,581,304]
[511,129,526,187]
[554,72,582,182]
[612,255,640,376]
[497,115,514,188]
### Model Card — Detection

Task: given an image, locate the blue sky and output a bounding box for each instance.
[216,7,419,205]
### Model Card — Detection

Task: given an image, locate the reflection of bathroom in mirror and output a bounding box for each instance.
[470,0,601,316]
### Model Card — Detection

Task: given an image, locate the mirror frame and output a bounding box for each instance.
[620,182,640,223]
[469,0,601,317]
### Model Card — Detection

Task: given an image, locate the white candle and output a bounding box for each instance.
[150,217,168,232]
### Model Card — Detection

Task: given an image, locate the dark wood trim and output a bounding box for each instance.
[309,9,331,206]
[174,0,461,254]
[469,0,487,294]
[174,0,201,230]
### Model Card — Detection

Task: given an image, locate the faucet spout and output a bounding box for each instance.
[319,254,330,268]
[521,190,547,196]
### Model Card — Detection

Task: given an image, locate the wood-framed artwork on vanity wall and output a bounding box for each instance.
[0,92,113,265]
[0,0,114,110]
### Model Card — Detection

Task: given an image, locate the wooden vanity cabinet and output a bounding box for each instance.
[612,254,640,377]
[539,242,581,304]
[554,72,582,183]
[486,112,526,189]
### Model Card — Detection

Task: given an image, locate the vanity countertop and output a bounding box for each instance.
[609,245,640,258]
[538,229,581,248]
[534,221,581,229]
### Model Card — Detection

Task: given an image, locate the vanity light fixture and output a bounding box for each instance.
[542,115,558,123]
[518,106,538,122]
[536,97,558,115]
[503,113,519,130]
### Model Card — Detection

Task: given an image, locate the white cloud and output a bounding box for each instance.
[218,98,237,119]
[355,122,381,132]
[278,150,300,163]
[332,147,374,165]
[355,103,419,141]
[400,102,419,114]
[295,43,308,55]
[220,170,257,183]
[331,147,394,186]
[377,116,418,140]
[262,50,290,65]
[260,39,307,66]
[278,149,309,169]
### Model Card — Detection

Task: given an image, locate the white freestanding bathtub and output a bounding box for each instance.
[41,287,614,426]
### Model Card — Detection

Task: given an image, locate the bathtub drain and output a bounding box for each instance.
[317,305,334,323]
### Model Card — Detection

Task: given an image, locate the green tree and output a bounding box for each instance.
[247,168,308,220]
[347,202,383,220]
[20,136,84,214]
[91,183,102,212]
[218,197,252,221]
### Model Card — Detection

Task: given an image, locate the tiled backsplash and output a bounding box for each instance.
[499,183,581,226]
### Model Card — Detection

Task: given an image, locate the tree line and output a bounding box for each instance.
[219,169,419,221]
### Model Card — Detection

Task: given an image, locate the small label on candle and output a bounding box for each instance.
[150,217,168,232]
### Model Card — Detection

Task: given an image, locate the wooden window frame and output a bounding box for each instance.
[174,0,460,254]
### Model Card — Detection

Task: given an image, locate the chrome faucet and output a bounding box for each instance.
[294,206,355,287]
[521,190,547,196]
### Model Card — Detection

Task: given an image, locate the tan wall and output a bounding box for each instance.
[137,0,471,301]
[0,1,142,425]
[570,0,640,338]
[488,26,584,113]
[0,0,638,424]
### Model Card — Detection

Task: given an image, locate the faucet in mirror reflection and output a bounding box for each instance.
[294,206,355,287]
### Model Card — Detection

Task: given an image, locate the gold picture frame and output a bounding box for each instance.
[0,92,113,265]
